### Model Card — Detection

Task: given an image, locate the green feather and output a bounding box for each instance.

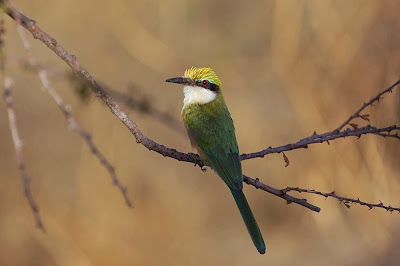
[183,94,266,254]
[231,189,266,254]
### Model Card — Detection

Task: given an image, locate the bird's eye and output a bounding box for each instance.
[201,80,209,86]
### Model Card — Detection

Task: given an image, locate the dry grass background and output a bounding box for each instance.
[0,0,399,265]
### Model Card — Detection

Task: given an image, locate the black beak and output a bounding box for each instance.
[165,77,192,85]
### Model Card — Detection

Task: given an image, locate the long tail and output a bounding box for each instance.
[230,188,266,254]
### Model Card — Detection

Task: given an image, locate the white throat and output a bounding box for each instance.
[183,85,217,107]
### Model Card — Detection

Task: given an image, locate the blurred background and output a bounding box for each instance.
[0,0,399,265]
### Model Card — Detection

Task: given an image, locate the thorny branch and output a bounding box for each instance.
[0,1,320,212]
[335,79,400,132]
[240,124,399,161]
[14,13,132,207]
[282,187,400,213]
[243,175,320,212]
[0,1,399,218]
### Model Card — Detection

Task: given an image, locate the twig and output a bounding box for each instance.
[244,176,320,212]
[14,16,132,207]
[240,125,399,160]
[0,10,44,230]
[0,2,206,166]
[335,79,400,132]
[3,77,45,230]
[67,74,185,134]
[1,2,398,214]
[108,86,185,135]
[282,187,400,213]
[1,3,317,211]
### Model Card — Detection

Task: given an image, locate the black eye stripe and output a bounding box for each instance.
[207,83,219,92]
[197,81,219,92]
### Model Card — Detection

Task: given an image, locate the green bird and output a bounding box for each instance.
[166,67,266,254]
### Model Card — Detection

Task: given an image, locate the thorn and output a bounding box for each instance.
[282,152,289,167]
[349,123,359,131]
[358,114,370,121]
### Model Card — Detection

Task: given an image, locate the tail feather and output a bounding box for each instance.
[230,188,266,254]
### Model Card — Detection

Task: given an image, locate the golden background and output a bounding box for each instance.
[0,0,399,265]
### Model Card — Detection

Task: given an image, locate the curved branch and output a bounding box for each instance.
[335,79,400,132]
[1,2,398,214]
[15,16,133,207]
[0,3,322,212]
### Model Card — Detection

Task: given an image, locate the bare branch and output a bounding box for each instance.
[241,125,399,161]
[244,176,320,212]
[1,2,398,215]
[335,79,400,132]
[0,10,44,230]
[107,86,185,135]
[14,16,132,207]
[3,77,45,230]
[282,187,400,213]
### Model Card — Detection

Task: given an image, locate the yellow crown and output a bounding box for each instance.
[184,67,222,87]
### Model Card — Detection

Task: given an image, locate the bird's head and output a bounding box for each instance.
[166,67,222,107]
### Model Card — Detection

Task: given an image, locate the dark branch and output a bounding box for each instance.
[244,175,320,212]
[282,187,400,213]
[240,125,399,161]
[335,79,400,132]
[0,2,320,212]
[1,2,399,214]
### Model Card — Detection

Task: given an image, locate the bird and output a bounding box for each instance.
[166,67,266,254]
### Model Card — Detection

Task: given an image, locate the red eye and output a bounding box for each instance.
[202,80,208,85]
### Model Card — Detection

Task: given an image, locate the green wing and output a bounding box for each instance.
[184,102,242,190]
[184,101,266,254]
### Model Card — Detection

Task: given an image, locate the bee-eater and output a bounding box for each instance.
[166,67,266,254]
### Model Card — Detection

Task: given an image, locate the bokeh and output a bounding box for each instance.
[0,1,399,265]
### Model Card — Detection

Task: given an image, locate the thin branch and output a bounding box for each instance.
[240,125,399,161]
[107,85,185,135]
[1,2,398,214]
[3,77,45,230]
[15,17,132,207]
[335,79,400,132]
[0,3,320,212]
[0,2,205,165]
[244,175,320,212]
[282,187,400,213]
[0,11,44,230]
